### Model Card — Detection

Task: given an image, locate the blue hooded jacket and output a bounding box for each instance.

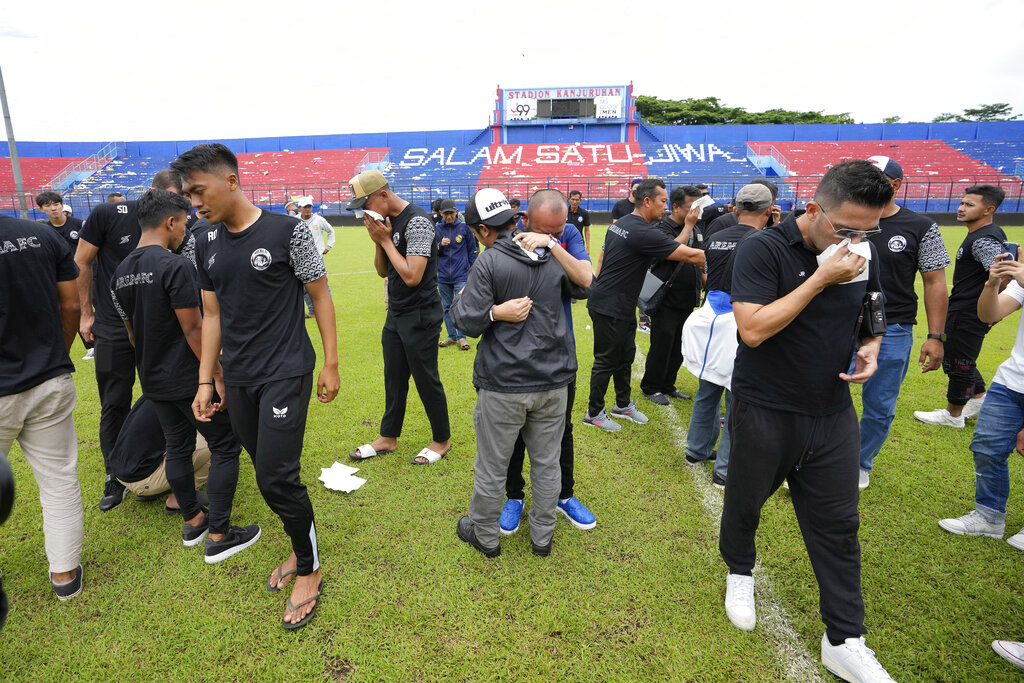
[435,219,479,284]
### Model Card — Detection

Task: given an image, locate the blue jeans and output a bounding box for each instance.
[969,382,1024,523]
[685,379,731,481]
[438,281,467,340]
[857,323,914,472]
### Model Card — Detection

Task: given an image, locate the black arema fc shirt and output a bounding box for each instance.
[110,245,201,400]
[386,203,440,314]
[706,224,758,294]
[195,211,327,386]
[79,201,143,338]
[0,215,79,396]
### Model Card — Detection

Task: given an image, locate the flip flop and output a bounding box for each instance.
[348,444,395,461]
[266,565,299,592]
[282,578,324,630]
[411,446,451,465]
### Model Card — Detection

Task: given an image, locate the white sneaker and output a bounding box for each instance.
[821,635,895,682]
[1007,527,1024,551]
[724,573,756,631]
[961,396,985,420]
[992,640,1024,670]
[858,469,870,491]
[82,348,95,360]
[938,510,1005,538]
[913,408,964,428]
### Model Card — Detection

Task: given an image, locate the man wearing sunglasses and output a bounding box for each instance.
[720,161,895,681]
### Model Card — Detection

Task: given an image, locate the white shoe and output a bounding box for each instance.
[821,635,895,682]
[992,640,1024,670]
[782,479,790,490]
[938,510,1005,538]
[858,469,870,491]
[961,396,985,420]
[82,348,95,360]
[913,408,964,428]
[724,573,756,631]
[1007,527,1024,551]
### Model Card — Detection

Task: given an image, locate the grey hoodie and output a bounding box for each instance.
[451,232,586,393]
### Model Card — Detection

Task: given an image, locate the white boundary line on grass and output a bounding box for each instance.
[631,346,825,681]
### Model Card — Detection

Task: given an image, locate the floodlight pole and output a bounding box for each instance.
[0,64,29,219]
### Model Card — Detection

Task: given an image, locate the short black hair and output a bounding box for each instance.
[696,183,709,190]
[137,189,192,230]
[35,191,62,207]
[964,184,1006,209]
[508,198,521,209]
[670,185,701,208]
[431,198,443,212]
[568,190,582,199]
[749,178,779,200]
[813,160,893,211]
[170,143,240,186]
[107,192,125,201]
[634,178,666,205]
[151,168,182,193]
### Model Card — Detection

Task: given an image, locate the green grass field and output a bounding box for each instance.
[2,224,1024,681]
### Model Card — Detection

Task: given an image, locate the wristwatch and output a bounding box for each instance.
[548,237,559,250]
[927,333,947,342]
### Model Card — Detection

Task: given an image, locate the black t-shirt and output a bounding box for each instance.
[47,216,84,252]
[189,215,212,238]
[195,210,327,386]
[386,203,441,314]
[110,397,167,482]
[867,206,950,325]
[730,214,882,415]
[704,212,738,240]
[0,215,79,396]
[80,201,143,338]
[610,198,634,221]
[650,216,700,309]
[111,246,200,400]
[588,213,681,320]
[706,224,758,294]
[698,204,730,233]
[567,207,591,231]
[948,223,1008,317]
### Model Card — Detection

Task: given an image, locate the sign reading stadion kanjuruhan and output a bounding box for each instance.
[503,86,626,122]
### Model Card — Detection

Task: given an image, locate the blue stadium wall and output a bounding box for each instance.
[5,121,1024,158]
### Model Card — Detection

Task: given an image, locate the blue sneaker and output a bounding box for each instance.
[557,497,596,530]
[499,498,524,535]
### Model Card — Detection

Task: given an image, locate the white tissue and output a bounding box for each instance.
[816,238,871,284]
[319,462,367,492]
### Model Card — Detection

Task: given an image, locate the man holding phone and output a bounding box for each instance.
[914,185,1007,429]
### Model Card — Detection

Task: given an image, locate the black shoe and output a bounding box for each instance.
[182,508,210,547]
[456,516,499,558]
[204,524,262,564]
[712,473,726,490]
[666,389,693,400]
[99,476,127,512]
[685,451,716,465]
[643,391,670,406]
[135,492,163,502]
[51,565,83,601]
[531,540,552,557]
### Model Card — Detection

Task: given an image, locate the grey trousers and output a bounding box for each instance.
[468,387,567,549]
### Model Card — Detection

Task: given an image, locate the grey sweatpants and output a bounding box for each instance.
[468,387,567,549]
[0,374,83,574]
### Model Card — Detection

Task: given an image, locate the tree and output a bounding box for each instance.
[634,95,854,126]
[932,103,1019,123]
[883,116,901,124]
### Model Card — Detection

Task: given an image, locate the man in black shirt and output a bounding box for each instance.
[704,179,781,240]
[347,170,451,466]
[855,156,950,489]
[640,185,702,406]
[720,161,894,681]
[76,169,187,511]
[37,191,92,358]
[915,185,1008,429]
[567,190,592,253]
[584,178,704,431]
[609,177,642,222]
[682,183,773,489]
[172,143,338,629]
[111,189,260,562]
[0,213,84,601]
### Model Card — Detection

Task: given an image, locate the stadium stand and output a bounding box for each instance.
[383,146,490,206]
[0,156,86,194]
[945,140,1024,176]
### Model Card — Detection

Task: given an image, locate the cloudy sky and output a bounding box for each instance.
[1,0,1022,143]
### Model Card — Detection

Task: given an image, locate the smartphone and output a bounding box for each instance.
[1003,241,1019,261]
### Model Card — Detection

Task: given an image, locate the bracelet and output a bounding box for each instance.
[199,381,215,386]
[489,305,496,322]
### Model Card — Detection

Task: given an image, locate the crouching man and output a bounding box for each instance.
[451,189,585,558]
